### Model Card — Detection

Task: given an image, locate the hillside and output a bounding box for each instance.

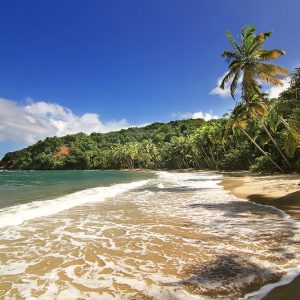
[1,114,299,173]
[0,119,207,170]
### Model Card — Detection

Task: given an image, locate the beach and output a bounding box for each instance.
[221,173,300,299]
[0,170,299,299]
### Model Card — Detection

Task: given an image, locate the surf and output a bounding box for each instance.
[0,179,149,228]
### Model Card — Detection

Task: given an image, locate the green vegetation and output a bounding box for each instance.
[1,26,299,173]
[221,25,289,100]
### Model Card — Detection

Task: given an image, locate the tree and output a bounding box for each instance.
[228,102,284,172]
[242,92,292,169]
[279,68,300,100]
[220,25,289,101]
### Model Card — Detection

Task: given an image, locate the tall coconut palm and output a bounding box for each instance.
[220,25,289,101]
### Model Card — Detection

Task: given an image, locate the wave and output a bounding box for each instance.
[0,179,150,228]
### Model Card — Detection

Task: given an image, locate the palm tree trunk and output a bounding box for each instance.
[256,90,292,133]
[192,156,200,168]
[262,124,292,170]
[279,116,290,129]
[241,129,284,173]
[208,146,218,169]
[200,153,211,169]
[222,144,227,154]
[199,144,213,168]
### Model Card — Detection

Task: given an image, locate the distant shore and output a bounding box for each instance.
[221,173,300,300]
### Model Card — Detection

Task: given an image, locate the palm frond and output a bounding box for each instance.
[241,25,256,40]
[256,64,290,85]
[274,99,300,115]
[284,132,298,157]
[289,108,300,138]
[248,31,272,54]
[257,49,286,61]
[222,50,239,63]
[220,70,236,89]
[258,73,284,86]
[230,70,241,99]
[257,63,289,76]
[282,108,300,157]
[225,31,242,54]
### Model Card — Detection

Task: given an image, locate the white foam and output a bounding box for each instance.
[0,179,149,228]
[242,265,300,300]
[0,261,27,275]
[153,171,300,298]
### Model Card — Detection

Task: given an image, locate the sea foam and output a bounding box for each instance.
[0,179,149,228]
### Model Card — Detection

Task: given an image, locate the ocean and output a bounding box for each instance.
[0,170,299,299]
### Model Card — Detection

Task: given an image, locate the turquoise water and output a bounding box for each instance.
[0,170,154,209]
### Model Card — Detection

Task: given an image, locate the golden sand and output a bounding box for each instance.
[221,173,300,300]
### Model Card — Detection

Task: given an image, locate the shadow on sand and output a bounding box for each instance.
[246,190,300,220]
[169,254,283,299]
[188,199,286,219]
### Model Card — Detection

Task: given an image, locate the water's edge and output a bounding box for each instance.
[0,179,150,228]
[1,170,299,299]
[221,183,300,300]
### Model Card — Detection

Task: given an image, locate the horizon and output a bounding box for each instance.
[0,0,299,158]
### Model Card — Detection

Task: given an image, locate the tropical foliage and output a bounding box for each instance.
[220,25,289,101]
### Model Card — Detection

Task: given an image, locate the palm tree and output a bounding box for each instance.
[243,92,293,169]
[228,102,284,172]
[283,107,300,157]
[220,25,289,101]
[220,25,294,171]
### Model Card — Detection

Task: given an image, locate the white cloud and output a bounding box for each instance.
[266,77,291,98]
[0,98,134,145]
[175,111,218,121]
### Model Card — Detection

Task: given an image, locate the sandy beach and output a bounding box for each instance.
[221,173,300,299]
[2,170,300,299]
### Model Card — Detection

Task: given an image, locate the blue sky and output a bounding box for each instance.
[0,0,299,157]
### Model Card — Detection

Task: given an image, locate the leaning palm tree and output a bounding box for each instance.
[244,92,292,169]
[283,107,300,157]
[228,102,284,172]
[220,25,289,101]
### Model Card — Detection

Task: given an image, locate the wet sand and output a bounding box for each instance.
[221,173,300,300]
[2,171,300,299]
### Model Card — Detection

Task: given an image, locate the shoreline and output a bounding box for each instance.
[2,169,300,298]
[221,173,300,300]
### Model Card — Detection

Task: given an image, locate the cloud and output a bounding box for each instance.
[209,72,232,98]
[266,77,291,98]
[0,98,134,145]
[174,111,218,121]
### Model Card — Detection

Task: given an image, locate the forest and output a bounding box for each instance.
[1,26,299,173]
